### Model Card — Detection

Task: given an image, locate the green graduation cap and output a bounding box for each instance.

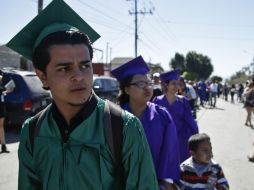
[6,0,100,61]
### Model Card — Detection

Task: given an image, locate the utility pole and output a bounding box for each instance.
[127,0,153,57]
[109,47,112,71]
[38,0,43,14]
[22,0,43,70]
[93,48,104,63]
[106,42,109,64]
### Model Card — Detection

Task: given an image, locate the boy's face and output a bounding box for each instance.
[191,140,213,164]
[36,44,93,109]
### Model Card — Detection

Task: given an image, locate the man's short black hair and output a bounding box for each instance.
[32,30,93,73]
[188,133,210,152]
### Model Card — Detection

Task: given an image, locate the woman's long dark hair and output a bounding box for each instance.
[118,75,133,107]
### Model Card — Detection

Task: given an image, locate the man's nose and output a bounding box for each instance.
[71,68,84,81]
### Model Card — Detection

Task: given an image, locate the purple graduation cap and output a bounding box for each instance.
[160,69,180,82]
[111,56,149,81]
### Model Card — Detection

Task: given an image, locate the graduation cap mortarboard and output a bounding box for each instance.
[6,0,100,61]
[111,56,149,81]
[160,69,180,82]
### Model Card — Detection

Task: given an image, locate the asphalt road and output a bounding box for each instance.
[0,97,253,190]
[197,98,254,190]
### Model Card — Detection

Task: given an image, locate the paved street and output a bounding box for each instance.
[197,98,254,190]
[0,97,254,190]
[0,140,19,190]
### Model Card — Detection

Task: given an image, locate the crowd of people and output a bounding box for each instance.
[3,0,232,189]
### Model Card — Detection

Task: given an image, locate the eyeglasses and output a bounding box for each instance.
[129,81,153,89]
[168,81,179,86]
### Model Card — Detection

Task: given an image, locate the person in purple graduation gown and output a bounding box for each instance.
[153,69,199,163]
[111,56,180,190]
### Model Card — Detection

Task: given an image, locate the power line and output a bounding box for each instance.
[167,21,254,28]
[76,0,133,30]
[127,0,153,57]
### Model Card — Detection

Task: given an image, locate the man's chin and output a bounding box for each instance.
[68,102,85,107]
[67,92,92,106]
[68,98,89,107]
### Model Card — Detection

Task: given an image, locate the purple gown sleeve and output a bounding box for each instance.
[156,105,180,180]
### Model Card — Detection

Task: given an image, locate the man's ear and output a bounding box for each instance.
[35,69,48,89]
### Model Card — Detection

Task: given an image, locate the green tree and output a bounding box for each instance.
[182,71,198,81]
[199,56,213,79]
[185,51,213,79]
[148,62,164,74]
[229,71,249,85]
[20,56,28,70]
[185,51,201,74]
[210,75,223,82]
[169,53,185,71]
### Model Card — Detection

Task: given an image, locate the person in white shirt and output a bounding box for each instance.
[209,81,218,108]
[178,77,197,119]
[151,72,162,99]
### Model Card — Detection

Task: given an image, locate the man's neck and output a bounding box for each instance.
[54,95,93,125]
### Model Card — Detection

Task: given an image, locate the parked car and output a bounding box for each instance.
[93,76,119,103]
[1,69,52,127]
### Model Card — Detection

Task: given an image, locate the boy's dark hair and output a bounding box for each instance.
[188,133,210,152]
[32,31,93,74]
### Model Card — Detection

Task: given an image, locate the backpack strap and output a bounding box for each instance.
[104,101,115,157]
[29,105,51,153]
[104,100,124,189]
[104,100,124,163]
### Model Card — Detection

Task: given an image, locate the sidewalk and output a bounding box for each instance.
[0,142,19,190]
[197,98,254,190]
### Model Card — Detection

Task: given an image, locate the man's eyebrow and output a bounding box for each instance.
[55,60,91,67]
[80,60,91,64]
[55,62,71,67]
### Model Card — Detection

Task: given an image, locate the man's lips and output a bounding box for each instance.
[70,87,86,92]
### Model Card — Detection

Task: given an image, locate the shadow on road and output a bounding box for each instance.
[213,107,225,110]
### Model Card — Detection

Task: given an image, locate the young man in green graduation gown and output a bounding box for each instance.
[7,0,159,189]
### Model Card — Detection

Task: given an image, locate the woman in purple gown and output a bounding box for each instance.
[153,69,199,163]
[111,56,180,190]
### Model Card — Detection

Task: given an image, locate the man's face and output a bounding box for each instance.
[153,76,160,84]
[191,140,213,164]
[36,44,93,109]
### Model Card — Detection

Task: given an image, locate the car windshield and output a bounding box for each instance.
[23,75,48,94]
[94,78,119,91]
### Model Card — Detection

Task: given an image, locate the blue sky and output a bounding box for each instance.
[1,0,254,79]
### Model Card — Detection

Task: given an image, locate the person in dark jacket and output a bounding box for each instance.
[0,71,10,153]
